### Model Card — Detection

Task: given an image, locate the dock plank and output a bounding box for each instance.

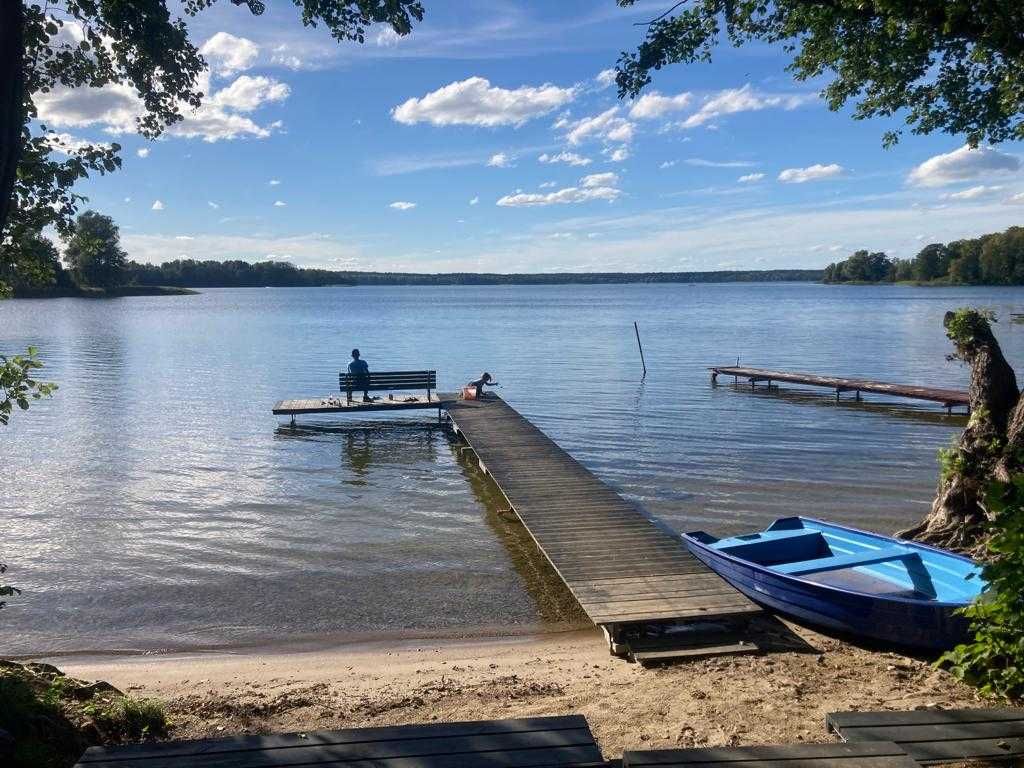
[447,397,760,630]
[624,742,919,768]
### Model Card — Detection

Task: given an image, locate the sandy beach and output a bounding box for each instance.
[57,621,984,757]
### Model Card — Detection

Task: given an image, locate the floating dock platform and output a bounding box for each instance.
[446,397,761,660]
[273,393,457,416]
[709,366,969,412]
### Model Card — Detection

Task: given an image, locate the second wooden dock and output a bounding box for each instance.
[709,366,969,412]
[447,397,761,658]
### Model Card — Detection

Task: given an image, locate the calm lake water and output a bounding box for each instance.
[3,283,1024,656]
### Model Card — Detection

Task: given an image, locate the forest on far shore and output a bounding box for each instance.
[823,226,1024,285]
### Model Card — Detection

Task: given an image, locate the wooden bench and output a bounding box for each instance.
[624,741,920,768]
[340,369,436,403]
[827,708,1024,764]
[74,715,604,768]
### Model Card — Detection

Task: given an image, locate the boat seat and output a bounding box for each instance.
[710,528,823,550]
[774,546,920,576]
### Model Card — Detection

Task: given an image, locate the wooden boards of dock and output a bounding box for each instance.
[446,397,761,662]
[709,366,969,413]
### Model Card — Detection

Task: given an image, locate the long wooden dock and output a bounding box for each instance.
[447,397,760,658]
[709,366,969,412]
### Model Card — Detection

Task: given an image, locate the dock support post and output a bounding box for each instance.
[855,390,861,402]
[711,370,718,384]
[835,388,841,401]
[290,414,296,426]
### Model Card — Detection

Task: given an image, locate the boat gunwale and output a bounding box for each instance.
[682,515,983,609]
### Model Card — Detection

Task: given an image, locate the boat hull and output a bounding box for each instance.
[685,532,973,652]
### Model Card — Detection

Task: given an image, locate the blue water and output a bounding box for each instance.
[2,283,1022,655]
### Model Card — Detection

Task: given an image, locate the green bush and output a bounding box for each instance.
[940,475,1024,700]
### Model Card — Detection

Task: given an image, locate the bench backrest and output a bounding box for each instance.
[340,370,436,394]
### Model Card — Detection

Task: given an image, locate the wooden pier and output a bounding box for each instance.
[709,366,969,412]
[273,393,457,416]
[447,397,761,660]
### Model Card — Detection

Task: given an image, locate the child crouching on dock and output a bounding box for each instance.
[463,372,499,399]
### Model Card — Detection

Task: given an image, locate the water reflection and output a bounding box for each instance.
[711,382,970,425]
[449,436,589,629]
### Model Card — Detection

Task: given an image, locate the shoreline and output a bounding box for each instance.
[53,622,983,756]
[22,622,588,665]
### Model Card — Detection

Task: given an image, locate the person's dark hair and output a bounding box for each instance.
[352,349,360,358]
[482,372,491,381]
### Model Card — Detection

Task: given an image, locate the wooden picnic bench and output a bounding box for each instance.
[74,715,604,768]
[827,708,1024,764]
[340,369,436,403]
[624,741,921,768]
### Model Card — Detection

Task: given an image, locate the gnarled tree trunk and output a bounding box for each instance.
[0,0,25,237]
[898,310,1020,552]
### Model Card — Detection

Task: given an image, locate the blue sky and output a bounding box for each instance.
[37,1,1024,273]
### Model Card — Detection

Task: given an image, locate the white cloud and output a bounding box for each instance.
[392,76,575,127]
[469,196,479,205]
[208,201,220,209]
[35,83,142,134]
[487,152,514,168]
[35,71,288,142]
[539,181,558,188]
[681,85,814,129]
[270,44,306,71]
[564,107,635,145]
[595,69,617,89]
[273,200,287,207]
[175,235,194,241]
[908,145,1021,187]
[200,32,259,78]
[778,163,845,183]
[136,147,150,158]
[376,28,402,47]
[581,172,617,188]
[496,172,621,207]
[151,200,165,211]
[738,173,765,183]
[659,160,677,169]
[943,185,1005,200]
[1009,192,1024,205]
[389,201,417,210]
[629,90,692,120]
[269,179,281,186]
[538,151,592,167]
[604,146,630,163]
[44,132,113,155]
[210,75,289,112]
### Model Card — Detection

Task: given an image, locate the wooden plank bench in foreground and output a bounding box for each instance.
[74,715,605,768]
[447,396,761,661]
[827,708,1024,764]
[708,366,969,413]
[624,741,920,768]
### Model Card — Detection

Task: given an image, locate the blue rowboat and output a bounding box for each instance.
[683,516,986,651]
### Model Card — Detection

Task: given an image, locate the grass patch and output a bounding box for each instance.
[0,661,168,768]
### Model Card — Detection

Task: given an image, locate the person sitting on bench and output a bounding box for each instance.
[468,372,499,398]
[348,349,373,402]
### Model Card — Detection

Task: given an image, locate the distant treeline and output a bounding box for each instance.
[127,260,823,287]
[823,226,1024,285]
[126,259,357,288]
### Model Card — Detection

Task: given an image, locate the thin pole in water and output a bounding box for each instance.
[634,321,647,378]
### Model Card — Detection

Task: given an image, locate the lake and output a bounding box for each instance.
[3,283,1023,656]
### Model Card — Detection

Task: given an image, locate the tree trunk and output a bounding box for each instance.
[0,0,26,238]
[898,311,1020,552]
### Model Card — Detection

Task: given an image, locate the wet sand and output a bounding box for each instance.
[59,623,984,757]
